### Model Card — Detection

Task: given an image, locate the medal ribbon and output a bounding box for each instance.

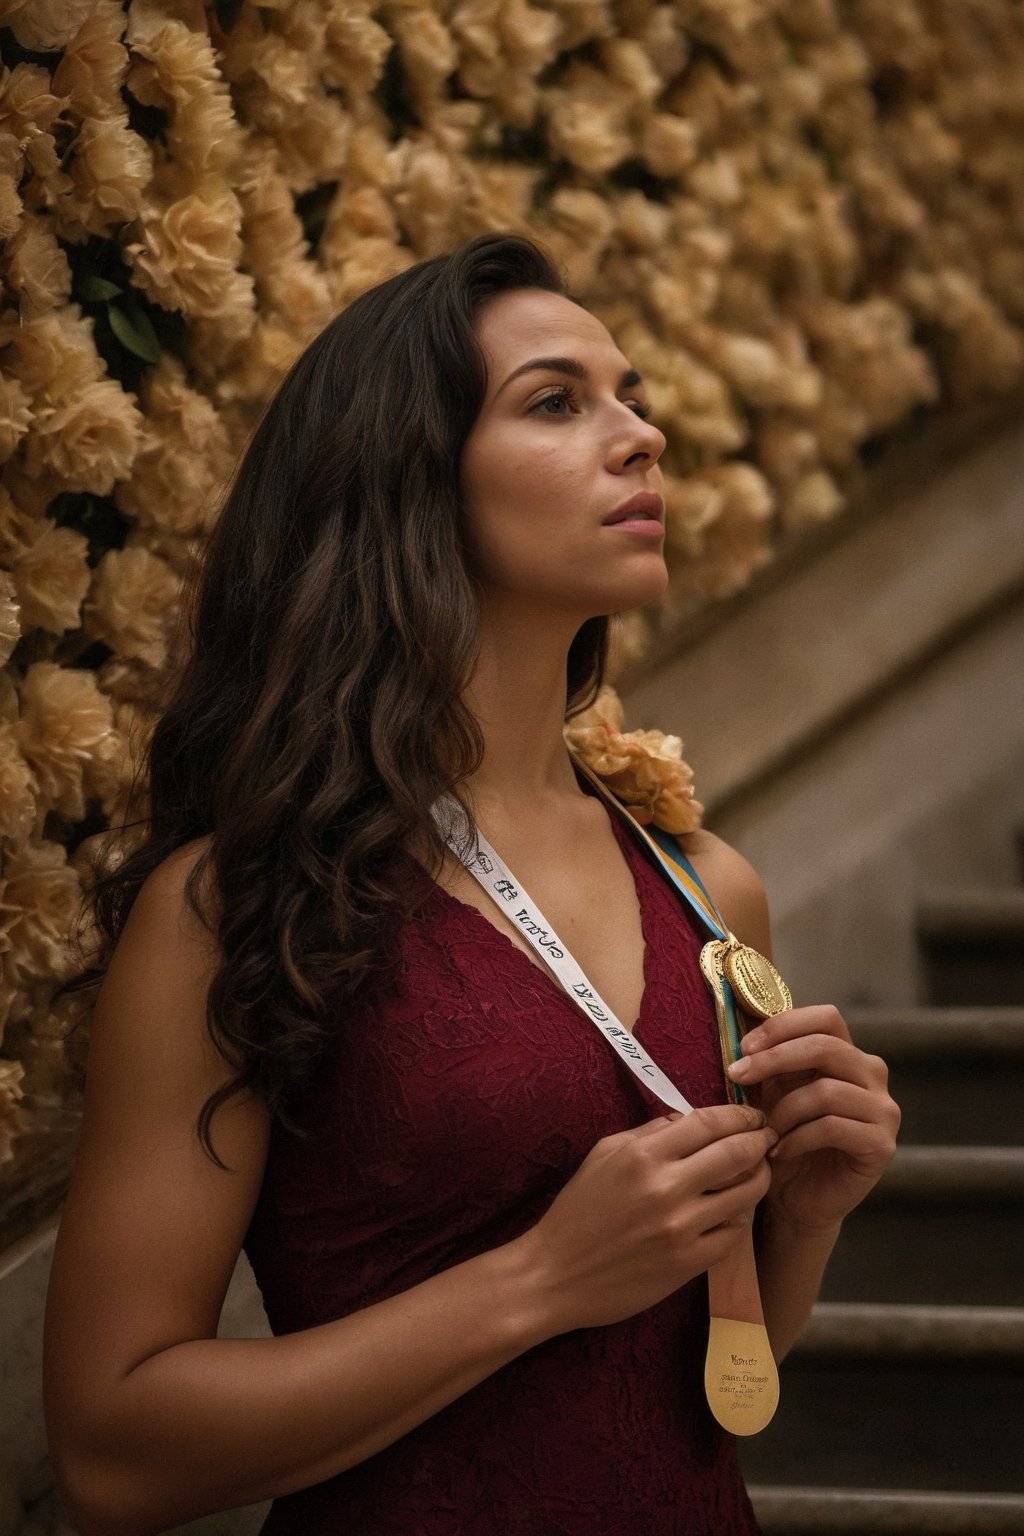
[430,794,694,1116]
[430,770,782,1435]
[569,757,747,1078]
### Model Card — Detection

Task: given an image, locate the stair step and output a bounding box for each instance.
[916,893,1024,1006]
[820,1148,1024,1304]
[749,1485,1024,1534]
[846,1009,1024,1144]
[795,1303,1024,1362]
[917,891,1024,937]
[737,1358,1024,1490]
[872,1146,1024,1198]
[846,1007,1024,1057]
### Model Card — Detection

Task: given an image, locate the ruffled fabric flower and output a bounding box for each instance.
[114,354,234,536]
[14,661,118,822]
[58,113,152,241]
[323,4,392,96]
[127,17,242,183]
[126,176,256,337]
[448,0,559,124]
[665,463,775,600]
[543,62,637,177]
[0,719,37,842]
[233,139,334,336]
[0,570,19,666]
[21,377,143,498]
[11,518,91,633]
[564,686,704,835]
[0,63,66,143]
[0,170,22,242]
[0,1058,27,1165]
[0,0,97,51]
[0,305,104,407]
[51,0,130,121]
[0,371,33,463]
[82,545,181,669]
[2,217,72,318]
[0,835,83,991]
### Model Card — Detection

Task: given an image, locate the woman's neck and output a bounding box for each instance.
[461,600,588,818]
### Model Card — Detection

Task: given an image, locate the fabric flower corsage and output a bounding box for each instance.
[565,685,704,835]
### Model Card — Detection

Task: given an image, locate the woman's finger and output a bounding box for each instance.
[741,1003,853,1055]
[770,1112,898,1170]
[761,1079,894,1141]
[729,1034,888,1093]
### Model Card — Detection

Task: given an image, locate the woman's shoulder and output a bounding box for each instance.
[138,834,220,931]
[673,827,773,957]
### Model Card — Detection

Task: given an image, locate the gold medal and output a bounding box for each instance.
[700,940,743,1104]
[721,934,792,1020]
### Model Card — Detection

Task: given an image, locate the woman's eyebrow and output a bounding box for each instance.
[493,356,643,399]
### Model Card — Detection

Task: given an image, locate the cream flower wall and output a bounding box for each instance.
[0,0,1022,1229]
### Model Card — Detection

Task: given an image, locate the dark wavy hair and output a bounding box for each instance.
[61,232,610,1161]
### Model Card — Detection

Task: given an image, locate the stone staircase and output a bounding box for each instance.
[740,852,1024,1533]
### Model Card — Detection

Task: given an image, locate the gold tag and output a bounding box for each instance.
[704,1315,780,1436]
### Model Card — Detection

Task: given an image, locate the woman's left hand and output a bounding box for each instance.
[726,1004,900,1231]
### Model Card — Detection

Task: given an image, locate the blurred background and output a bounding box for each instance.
[0,0,1022,1532]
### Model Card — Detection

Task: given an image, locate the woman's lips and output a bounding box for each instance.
[602,490,665,534]
[604,517,664,537]
[602,491,664,526]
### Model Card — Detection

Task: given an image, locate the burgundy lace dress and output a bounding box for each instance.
[243,785,762,1535]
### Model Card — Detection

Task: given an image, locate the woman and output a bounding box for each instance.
[44,233,899,1536]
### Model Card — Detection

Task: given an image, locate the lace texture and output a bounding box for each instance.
[244,790,761,1535]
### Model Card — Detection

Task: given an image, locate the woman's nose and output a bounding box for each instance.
[612,411,666,471]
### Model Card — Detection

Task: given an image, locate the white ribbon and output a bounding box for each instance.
[431,796,694,1116]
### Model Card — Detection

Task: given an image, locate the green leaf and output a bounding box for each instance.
[79,275,123,302]
[107,300,161,364]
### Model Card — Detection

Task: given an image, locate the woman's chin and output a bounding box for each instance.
[602,562,670,612]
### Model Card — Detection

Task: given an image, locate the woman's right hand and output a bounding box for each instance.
[520,1105,777,1334]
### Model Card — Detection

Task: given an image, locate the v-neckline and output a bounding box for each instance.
[419,784,654,1038]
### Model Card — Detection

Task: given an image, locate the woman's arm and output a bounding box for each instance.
[682,831,899,1360]
[45,842,777,1536]
[44,847,553,1536]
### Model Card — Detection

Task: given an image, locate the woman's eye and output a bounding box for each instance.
[531,386,576,416]
[528,387,653,421]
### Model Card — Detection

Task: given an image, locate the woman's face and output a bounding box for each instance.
[460,288,669,618]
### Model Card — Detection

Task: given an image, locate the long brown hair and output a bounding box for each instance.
[61,233,609,1161]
